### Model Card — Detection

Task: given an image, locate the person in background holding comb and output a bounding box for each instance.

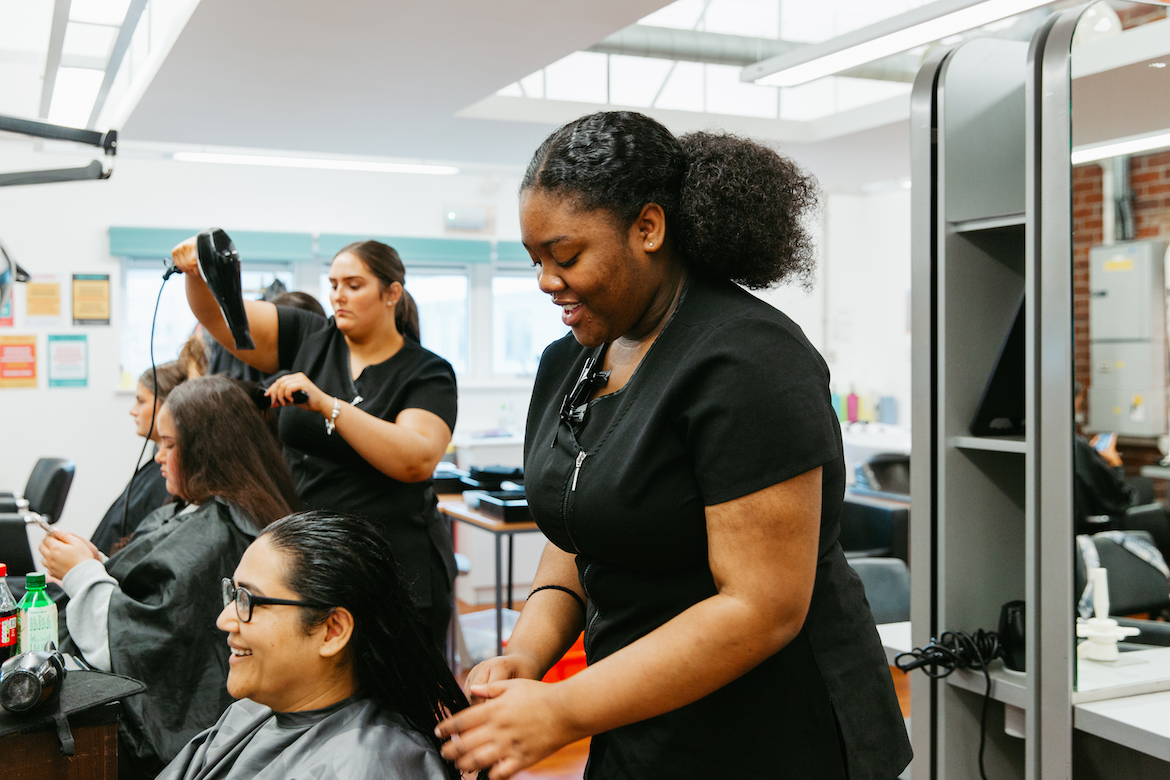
[170,236,458,648]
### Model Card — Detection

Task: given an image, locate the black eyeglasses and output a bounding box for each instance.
[559,356,611,428]
[221,578,330,623]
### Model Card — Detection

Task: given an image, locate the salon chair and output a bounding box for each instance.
[840,493,909,564]
[1074,529,1170,648]
[1120,503,1170,563]
[0,458,74,579]
[1074,530,1170,617]
[848,557,910,624]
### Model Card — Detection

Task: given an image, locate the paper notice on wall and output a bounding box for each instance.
[48,334,87,387]
[25,277,60,318]
[72,274,110,325]
[0,335,36,388]
[0,297,12,327]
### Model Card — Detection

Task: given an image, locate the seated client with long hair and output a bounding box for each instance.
[156,511,469,780]
[39,375,299,778]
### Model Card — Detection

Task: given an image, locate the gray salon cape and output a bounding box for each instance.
[61,498,258,775]
[157,697,450,780]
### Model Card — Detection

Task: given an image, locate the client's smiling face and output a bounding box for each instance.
[217,537,338,712]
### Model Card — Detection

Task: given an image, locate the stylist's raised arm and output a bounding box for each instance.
[172,236,280,372]
[436,112,912,780]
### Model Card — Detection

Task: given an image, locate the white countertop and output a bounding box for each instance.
[1076,690,1170,761]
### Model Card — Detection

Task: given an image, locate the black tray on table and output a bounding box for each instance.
[466,490,530,523]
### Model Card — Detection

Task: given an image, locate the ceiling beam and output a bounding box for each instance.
[87,0,149,129]
[38,0,72,118]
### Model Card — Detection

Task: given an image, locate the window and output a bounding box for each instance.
[319,268,469,374]
[492,274,567,376]
[120,259,292,384]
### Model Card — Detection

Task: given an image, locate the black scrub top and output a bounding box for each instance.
[90,455,171,555]
[276,306,458,607]
[525,272,911,780]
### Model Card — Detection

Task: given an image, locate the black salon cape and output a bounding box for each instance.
[524,273,912,780]
[274,307,458,611]
[89,454,171,555]
[62,498,257,776]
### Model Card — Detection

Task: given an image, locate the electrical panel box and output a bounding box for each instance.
[1087,239,1169,437]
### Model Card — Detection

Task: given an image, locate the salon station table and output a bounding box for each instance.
[437,496,546,656]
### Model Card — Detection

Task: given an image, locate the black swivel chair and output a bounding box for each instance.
[0,458,75,578]
[1120,503,1170,563]
[848,557,911,624]
[22,457,75,523]
[1074,530,1170,650]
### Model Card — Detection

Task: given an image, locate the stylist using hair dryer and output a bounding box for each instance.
[170,235,458,646]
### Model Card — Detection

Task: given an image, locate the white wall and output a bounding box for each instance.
[821,189,913,426]
[0,142,527,540]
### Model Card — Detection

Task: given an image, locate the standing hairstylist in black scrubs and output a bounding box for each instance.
[436,112,911,780]
[170,238,457,644]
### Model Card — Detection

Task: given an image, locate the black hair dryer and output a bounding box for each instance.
[195,228,255,350]
[0,645,67,713]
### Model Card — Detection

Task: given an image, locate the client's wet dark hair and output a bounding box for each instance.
[260,511,467,776]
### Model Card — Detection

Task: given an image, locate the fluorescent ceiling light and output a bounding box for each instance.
[745,0,1050,88]
[47,67,105,128]
[171,152,460,175]
[1071,130,1170,164]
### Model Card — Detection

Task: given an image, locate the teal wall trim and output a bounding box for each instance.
[318,234,491,265]
[109,227,314,262]
[496,241,530,264]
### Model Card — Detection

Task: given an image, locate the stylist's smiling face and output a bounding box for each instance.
[521,188,659,349]
[216,537,323,711]
[327,252,392,335]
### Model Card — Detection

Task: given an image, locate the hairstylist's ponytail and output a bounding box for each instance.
[522,111,820,290]
[394,287,420,342]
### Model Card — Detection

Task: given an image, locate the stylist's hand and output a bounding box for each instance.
[463,654,542,703]
[39,533,100,580]
[170,237,201,275]
[436,679,582,779]
[266,372,331,415]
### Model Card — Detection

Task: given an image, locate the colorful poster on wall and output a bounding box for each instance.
[0,335,36,388]
[25,277,60,318]
[0,297,12,327]
[48,334,87,387]
[72,274,110,325]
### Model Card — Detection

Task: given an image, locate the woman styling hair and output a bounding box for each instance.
[158,511,469,780]
[170,237,457,646]
[39,375,300,778]
[436,112,911,779]
[90,339,207,554]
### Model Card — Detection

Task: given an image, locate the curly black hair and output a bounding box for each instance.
[521,111,820,290]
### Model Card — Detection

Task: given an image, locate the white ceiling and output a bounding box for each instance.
[119,0,674,166]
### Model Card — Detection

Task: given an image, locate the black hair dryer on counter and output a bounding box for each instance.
[195,228,254,351]
[0,645,66,713]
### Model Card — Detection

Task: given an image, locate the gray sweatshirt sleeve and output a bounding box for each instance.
[61,558,116,671]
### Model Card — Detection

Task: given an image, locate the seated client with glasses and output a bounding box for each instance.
[156,511,469,780]
[39,375,299,778]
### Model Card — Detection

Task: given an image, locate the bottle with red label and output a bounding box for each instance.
[0,563,17,659]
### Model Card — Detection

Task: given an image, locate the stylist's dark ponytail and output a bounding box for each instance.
[336,240,421,341]
[521,111,819,290]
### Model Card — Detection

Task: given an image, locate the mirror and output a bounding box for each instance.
[1070,1,1170,695]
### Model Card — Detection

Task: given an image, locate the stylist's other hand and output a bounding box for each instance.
[39,533,100,580]
[436,679,581,779]
[266,372,330,414]
[170,237,201,275]
[463,655,541,703]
